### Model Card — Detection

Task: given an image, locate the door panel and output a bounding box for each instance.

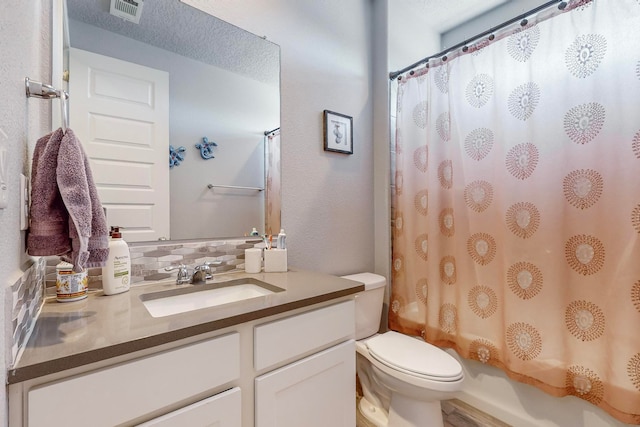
[255,340,355,427]
[69,48,170,242]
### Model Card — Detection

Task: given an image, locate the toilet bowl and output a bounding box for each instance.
[342,273,464,427]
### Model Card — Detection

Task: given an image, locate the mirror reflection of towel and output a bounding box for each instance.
[27,128,110,272]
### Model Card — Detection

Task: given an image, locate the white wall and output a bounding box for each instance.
[441,0,550,49]
[372,1,391,281]
[69,20,279,239]
[0,1,52,425]
[201,0,376,275]
[388,2,441,72]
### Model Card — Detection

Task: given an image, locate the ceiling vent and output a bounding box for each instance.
[109,0,144,24]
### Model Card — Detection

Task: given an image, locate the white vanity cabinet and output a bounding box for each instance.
[9,298,357,427]
[15,333,241,427]
[254,300,356,427]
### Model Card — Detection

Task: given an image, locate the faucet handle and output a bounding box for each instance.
[165,263,191,285]
[194,261,221,280]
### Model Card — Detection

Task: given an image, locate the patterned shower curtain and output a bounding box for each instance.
[389,0,640,423]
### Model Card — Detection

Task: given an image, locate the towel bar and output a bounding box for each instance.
[25,77,67,100]
[207,184,264,192]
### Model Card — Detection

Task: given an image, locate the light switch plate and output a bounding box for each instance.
[20,174,29,230]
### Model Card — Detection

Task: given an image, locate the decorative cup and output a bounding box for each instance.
[56,263,88,302]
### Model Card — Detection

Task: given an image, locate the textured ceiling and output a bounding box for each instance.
[402,0,512,32]
[67,0,510,85]
[66,0,280,86]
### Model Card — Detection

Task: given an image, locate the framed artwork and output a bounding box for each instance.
[323,110,353,154]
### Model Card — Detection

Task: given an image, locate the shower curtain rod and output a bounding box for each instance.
[389,0,567,80]
[264,127,280,136]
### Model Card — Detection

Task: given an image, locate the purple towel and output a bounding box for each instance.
[27,129,71,257]
[57,129,110,271]
[27,128,110,272]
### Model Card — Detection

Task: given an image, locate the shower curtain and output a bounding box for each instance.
[389,0,640,423]
[265,129,281,235]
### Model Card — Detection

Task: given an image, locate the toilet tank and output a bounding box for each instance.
[341,273,386,340]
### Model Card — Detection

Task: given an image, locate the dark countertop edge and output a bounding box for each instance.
[7,285,364,384]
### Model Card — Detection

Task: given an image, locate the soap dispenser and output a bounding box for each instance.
[103,226,131,295]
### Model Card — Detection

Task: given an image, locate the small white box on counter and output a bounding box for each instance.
[263,249,287,272]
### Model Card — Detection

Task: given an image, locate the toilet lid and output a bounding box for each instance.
[366,331,463,381]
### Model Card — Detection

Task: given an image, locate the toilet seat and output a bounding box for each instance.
[366,331,463,382]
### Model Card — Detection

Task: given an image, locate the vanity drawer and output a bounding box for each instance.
[254,300,355,371]
[27,333,240,427]
[138,387,241,427]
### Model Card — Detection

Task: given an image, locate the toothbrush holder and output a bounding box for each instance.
[263,249,287,273]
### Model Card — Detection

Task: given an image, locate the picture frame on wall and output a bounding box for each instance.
[323,110,353,154]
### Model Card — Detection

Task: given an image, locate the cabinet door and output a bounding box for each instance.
[137,387,241,427]
[255,340,355,427]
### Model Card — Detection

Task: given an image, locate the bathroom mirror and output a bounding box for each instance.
[62,0,281,242]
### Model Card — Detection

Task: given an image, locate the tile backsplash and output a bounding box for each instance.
[41,238,263,289]
[129,238,262,285]
[5,257,45,369]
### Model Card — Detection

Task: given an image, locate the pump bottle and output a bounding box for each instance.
[103,226,131,295]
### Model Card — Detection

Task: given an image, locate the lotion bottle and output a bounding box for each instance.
[103,226,131,295]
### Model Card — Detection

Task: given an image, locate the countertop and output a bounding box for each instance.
[8,268,364,384]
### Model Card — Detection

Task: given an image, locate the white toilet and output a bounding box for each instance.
[342,273,464,427]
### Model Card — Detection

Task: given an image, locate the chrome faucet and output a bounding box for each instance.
[165,264,191,285]
[191,261,221,284]
[165,261,222,285]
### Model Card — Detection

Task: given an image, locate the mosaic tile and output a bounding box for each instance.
[170,247,196,255]
[237,243,257,249]
[142,249,172,257]
[157,254,184,262]
[6,258,45,368]
[182,253,204,261]
[205,241,227,247]
[124,238,259,285]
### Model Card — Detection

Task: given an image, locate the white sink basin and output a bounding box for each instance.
[141,279,283,318]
